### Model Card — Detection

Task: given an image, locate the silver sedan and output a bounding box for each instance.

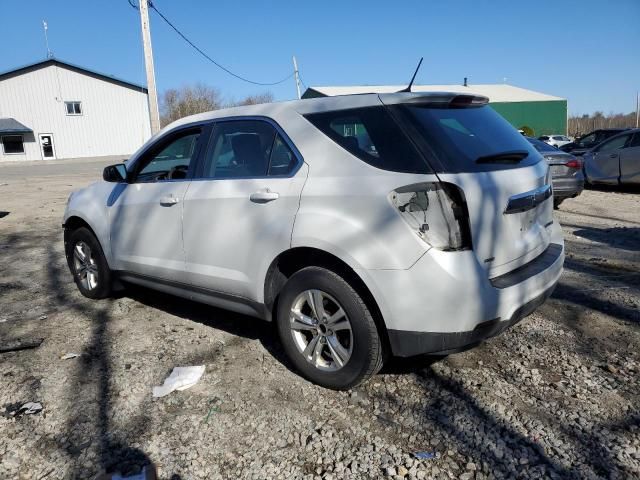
[583,128,640,185]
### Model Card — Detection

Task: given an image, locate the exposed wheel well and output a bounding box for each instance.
[264,247,390,353]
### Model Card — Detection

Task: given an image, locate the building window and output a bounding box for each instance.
[2,135,25,154]
[65,101,82,115]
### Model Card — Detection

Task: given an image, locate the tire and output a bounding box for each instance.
[276,267,383,390]
[66,227,112,299]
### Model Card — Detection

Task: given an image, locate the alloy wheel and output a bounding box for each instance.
[73,241,99,291]
[289,289,353,371]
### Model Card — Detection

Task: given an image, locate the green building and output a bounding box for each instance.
[302,83,567,136]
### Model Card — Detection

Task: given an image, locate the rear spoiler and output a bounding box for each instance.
[379,92,489,107]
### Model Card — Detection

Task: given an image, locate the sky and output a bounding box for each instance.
[1,0,638,115]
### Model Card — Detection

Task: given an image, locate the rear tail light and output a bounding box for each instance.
[565,158,582,169]
[390,182,472,251]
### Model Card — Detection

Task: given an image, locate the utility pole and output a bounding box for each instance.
[636,92,639,128]
[292,56,302,100]
[138,0,161,134]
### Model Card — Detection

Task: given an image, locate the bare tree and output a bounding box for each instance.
[228,92,275,107]
[568,111,636,138]
[160,85,275,126]
[160,84,223,126]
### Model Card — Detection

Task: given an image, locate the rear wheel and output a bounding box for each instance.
[67,227,112,299]
[276,267,383,390]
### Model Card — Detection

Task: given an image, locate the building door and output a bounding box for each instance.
[39,134,56,159]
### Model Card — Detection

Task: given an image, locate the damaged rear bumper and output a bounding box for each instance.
[357,224,564,357]
[387,281,557,356]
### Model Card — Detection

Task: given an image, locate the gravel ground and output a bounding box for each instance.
[1,161,639,479]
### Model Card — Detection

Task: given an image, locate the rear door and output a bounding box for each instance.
[182,118,307,300]
[620,132,640,185]
[586,133,632,184]
[385,100,554,277]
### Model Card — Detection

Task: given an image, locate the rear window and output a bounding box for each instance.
[527,137,558,153]
[304,107,431,173]
[394,104,542,173]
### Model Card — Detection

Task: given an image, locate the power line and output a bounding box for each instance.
[133,0,294,86]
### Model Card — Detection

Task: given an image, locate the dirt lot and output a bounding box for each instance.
[1,160,639,480]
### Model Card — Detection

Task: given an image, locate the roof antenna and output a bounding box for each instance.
[398,57,423,93]
[42,20,53,59]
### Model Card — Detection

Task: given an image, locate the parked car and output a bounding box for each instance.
[560,128,630,156]
[526,137,584,208]
[63,92,564,390]
[538,134,571,148]
[582,128,640,186]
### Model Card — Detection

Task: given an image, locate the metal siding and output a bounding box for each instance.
[489,100,567,137]
[0,64,151,161]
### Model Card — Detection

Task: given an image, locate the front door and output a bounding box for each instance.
[183,119,307,300]
[620,132,640,185]
[110,126,207,282]
[586,133,632,185]
[39,134,55,159]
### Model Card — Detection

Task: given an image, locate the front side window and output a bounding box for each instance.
[577,133,596,147]
[1,135,24,154]
[305,107,430,173]
[65,101,82,115]
[202,120,290,179]
[135,130,201,182]
[629,133,640,148]
[552,136,565,141]
[595,134,631,153]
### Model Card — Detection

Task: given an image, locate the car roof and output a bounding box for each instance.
[163,91,490,131]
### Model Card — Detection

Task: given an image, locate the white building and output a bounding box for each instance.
[0,58,151,161]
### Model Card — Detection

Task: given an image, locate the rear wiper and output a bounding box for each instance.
[476,150,529,164]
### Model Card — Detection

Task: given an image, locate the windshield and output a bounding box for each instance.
[395,104,542,173]
[527,137,558,153]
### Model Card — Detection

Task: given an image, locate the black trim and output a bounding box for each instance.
[388,282,557,357]
[490,243,563,289]
[116,271,267,318]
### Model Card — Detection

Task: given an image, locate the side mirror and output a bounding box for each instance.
[103,163,128,183]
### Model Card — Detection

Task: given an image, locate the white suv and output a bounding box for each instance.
[63,92,564,389]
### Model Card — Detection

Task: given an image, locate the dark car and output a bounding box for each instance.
[527,137,584,208]
[582,128,640,186]
[560,128,630,156]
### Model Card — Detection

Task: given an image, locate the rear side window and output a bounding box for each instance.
[394,104,541,173]
[305,107,431,173]
[201,120,299,178]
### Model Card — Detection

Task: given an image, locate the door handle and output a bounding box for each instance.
[609,153,618,158]
[250,189,279,203]
[160,195,180,206]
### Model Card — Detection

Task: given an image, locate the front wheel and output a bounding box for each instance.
[276,267,383,390]
[66,227,112,299]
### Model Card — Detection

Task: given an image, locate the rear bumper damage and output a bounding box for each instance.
[360,223,564,357]
[387,280,557,356]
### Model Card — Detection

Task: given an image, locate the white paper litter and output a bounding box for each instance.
[20,402,43,415]
[152,366,205,397]
[61,353,80,360]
